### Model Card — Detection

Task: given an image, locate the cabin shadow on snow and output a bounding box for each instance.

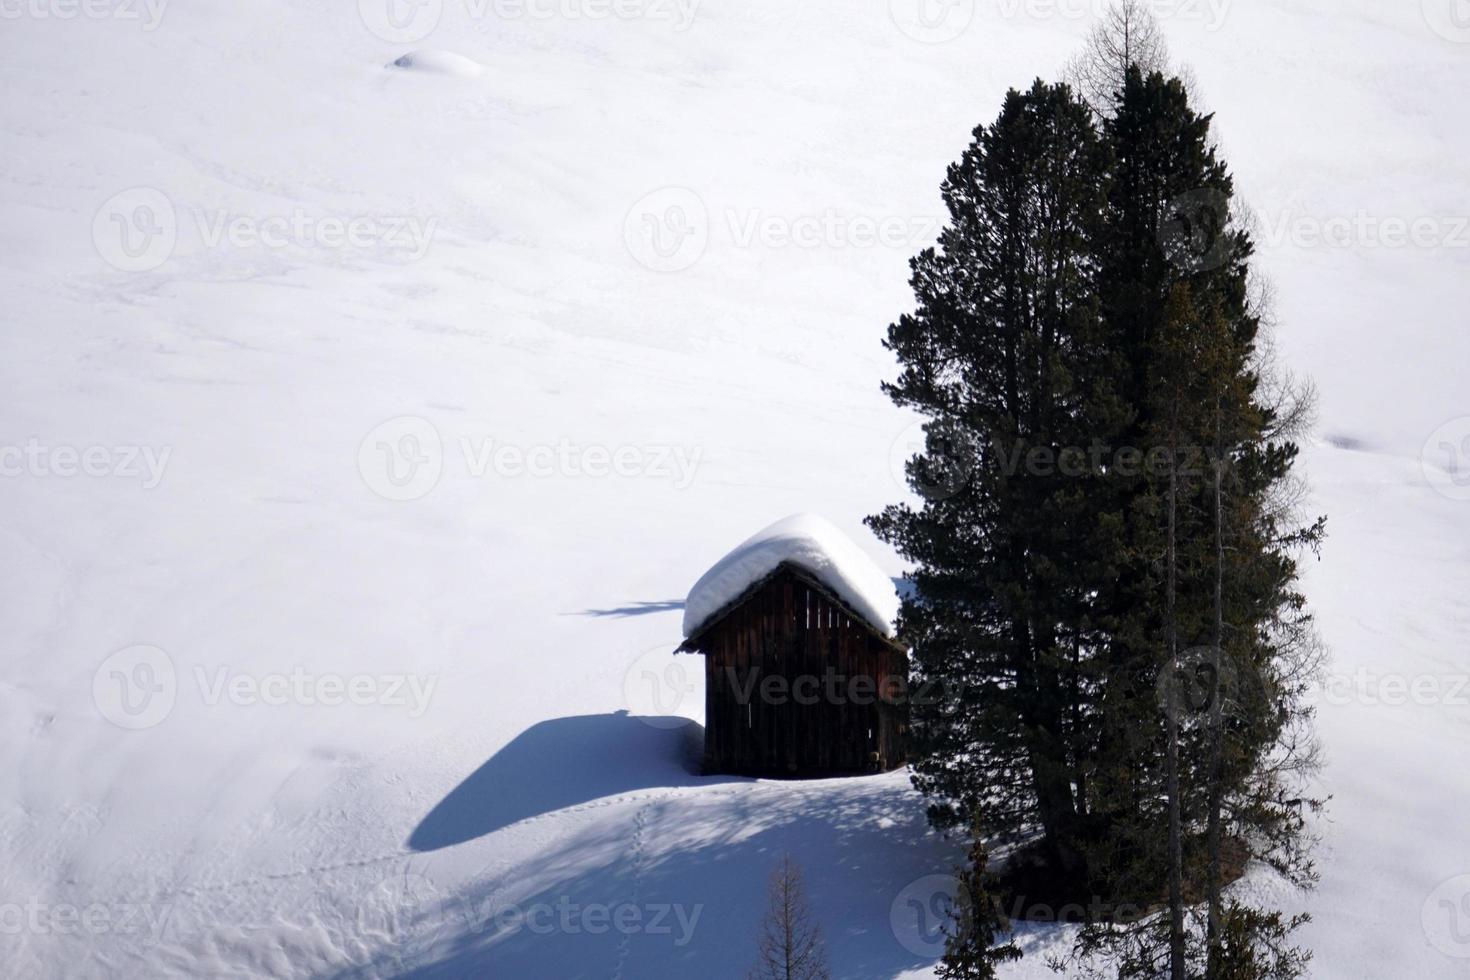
[408,711,718,851]
[343,773,974,980]
[576,599,686,618]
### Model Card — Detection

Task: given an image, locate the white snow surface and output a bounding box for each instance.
[681,513,900,639]
[2,1,1468,978]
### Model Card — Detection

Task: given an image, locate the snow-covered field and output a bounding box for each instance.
[1,0,1468,976]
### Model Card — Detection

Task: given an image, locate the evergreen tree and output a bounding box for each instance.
[1154,285,1201,980]
[1076,62,1238,913]
[1210,902,1313,980]
[937,811,1022,980]
[1073,65,1324,980]
[874,28,1325,980]
[868,78,1117,877]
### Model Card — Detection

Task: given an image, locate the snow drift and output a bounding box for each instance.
[388,50,484,78]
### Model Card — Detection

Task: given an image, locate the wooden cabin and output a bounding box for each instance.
[678,517,908,778]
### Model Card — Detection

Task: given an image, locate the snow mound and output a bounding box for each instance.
[682,514,900,640]
[388,50,484,78]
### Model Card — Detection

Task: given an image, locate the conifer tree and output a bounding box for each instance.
[937,812,1022,980]
[868,78,1116,877]
[1072,64,1324,980]
[875,24,1325,980]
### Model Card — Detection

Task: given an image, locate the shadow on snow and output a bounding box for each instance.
[408,711,712,851]
[575,600,686,618]
[346,755,964,980]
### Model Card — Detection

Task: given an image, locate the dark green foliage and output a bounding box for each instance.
[938,813,1023,980]
[1076,68,1324,979]
[874,58,1324,980]
[869,77,1119,874]
[1209,902,1313,980]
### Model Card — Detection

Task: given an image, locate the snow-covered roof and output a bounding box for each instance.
[681,514,900,640]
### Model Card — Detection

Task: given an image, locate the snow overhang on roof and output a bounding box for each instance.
[681,514,901,642]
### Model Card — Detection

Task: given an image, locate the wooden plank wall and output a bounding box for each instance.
[699,567,907,777]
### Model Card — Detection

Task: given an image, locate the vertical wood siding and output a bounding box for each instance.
[695,566,907,777]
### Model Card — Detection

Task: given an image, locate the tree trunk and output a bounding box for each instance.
[1016,614,1083,875]
[1165,418,1187,980]
[1204,408,1227,976]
